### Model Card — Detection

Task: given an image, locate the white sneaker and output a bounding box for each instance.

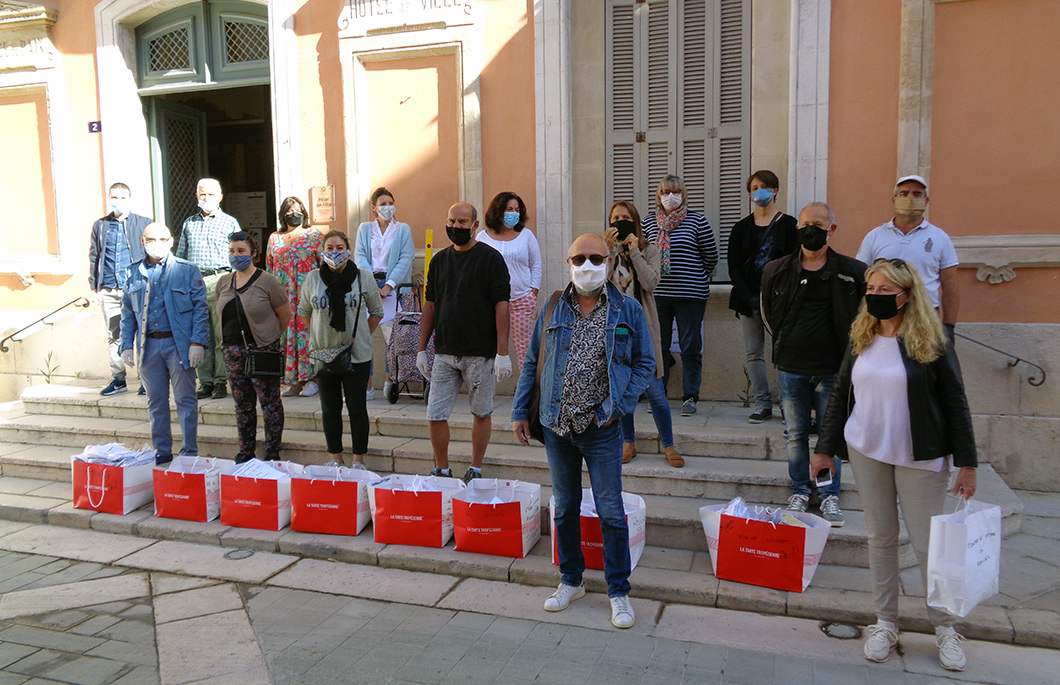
[609,595,635,629]
[543,583,584,612]
[365,387,375,401]
[350,462,367,471]
[819,495,846,527]
[299,381,319,397]
[863,621,899,662]
[787,493,810,512]
[936,627,967,671]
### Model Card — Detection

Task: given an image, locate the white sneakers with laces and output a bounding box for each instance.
[786,493,810,513]
[609,595,635,629]
[863,621,899,662]
[543,583,584,612]
[935,626,967,671]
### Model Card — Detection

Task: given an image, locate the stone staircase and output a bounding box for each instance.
[0,379,1036,647]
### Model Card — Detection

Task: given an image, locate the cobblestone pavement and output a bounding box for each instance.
[0,522,1056,685]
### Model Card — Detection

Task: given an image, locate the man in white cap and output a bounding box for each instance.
[856,175,960,336]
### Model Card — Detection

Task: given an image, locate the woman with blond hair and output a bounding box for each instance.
[641,175,718,417]
[813,258,977,672]
[605,200,682,468]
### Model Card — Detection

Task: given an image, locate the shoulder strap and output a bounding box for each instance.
[535,290,563,385]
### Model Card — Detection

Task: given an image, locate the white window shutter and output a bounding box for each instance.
[606,1,638,211]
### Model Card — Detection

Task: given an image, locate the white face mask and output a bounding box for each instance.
[109,200,129,217]
[145,241,171,261]
[198,198,220,215]
[660,192,683,212]
[570,261,608,296]
[376,205,396,221]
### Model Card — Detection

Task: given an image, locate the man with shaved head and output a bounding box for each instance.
[175,178,242,400]
[417,202,511,483]
[511,233,654,630]
[120,223,210,464]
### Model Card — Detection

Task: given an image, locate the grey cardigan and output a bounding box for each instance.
[608,242,664,379]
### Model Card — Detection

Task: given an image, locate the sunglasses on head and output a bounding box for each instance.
[569,254,606,267]
[873,258,907,269]
[229,231,250,241]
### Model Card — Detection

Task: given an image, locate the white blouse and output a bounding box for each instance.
[476,228,542,299]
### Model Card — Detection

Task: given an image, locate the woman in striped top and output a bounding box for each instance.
[641,175,719,416]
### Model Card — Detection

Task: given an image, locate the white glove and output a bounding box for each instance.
[93,291,104,307]
[416,351,431,380]
[121,349,135,367]
[188,345,205,369]
[494,354,512,382]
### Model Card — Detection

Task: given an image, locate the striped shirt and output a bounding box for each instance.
[643,210,719,300]
[175,209,242,270]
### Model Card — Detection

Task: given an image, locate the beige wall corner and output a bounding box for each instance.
[751,0,791,204]
[897,0,934,179]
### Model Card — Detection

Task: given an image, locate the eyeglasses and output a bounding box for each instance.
[229,232,249,241]
[873,258,907,269]
[569,254,606,266]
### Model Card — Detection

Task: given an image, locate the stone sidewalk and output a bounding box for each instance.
[0,521,1057,685]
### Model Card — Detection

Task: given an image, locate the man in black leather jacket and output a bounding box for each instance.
[760,202,867,526]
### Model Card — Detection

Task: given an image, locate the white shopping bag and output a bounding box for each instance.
[927,497,1002,617]
[71,444,155,515]
[220,460,304,531]
[549,490,647,571]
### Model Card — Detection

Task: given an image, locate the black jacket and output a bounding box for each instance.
[727,212,798,316]
[88,212,152,291]
[815,339,978,468]
[760,247,867,365]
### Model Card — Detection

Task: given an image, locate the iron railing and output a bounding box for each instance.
[956,331,1046,387]
[0,297,91,353]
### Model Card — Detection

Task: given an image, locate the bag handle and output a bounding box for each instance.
[86,464,107,509]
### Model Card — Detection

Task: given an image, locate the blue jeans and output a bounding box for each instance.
[779,371,841,497]
[543,422,631,597]
[140,336,198,458]
[655,296,706,401]
[620,376,674,448]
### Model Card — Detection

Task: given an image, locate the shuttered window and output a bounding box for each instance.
[605,0,750,280]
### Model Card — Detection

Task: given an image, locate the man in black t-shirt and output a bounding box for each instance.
[418,202,511,483]
[761,202,867,527]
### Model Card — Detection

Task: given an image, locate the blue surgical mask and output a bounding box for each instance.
[503,211,520,229]
[321,250,350,270]
[229,254,253,272]
[751,188,775,207]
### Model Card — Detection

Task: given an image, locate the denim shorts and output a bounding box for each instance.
[426,354,496,420]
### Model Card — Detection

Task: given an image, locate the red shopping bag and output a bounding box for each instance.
[453,480,541,558]
[714,514,806,592]
[549,491,647,571]
[72,459,154,515]
[291,466,377,536]
[153,457,235,523]
[220,461,301,531]
[368,474,464,547]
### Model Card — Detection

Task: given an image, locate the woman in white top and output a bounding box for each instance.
[354,186,415,399]
[476,191,541,369]
[813,259,977,672]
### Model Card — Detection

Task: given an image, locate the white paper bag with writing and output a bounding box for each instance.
[926,498,1002,617]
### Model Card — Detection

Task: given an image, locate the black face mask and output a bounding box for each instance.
[284,212,304,228]
[865,293,904,320]
[611,219,637,241]
[446,226,472,246]
[797,225,828,251]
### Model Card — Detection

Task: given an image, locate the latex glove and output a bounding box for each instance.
[120,349,135,367]
[93,291,104,307]
[416,351,431,380]
[494,354,512,382]
[188,345,205,369]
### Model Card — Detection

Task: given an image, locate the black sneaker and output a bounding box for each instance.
[155,453,173,466]
[748,408,772,424]
[211,384,228,399]
[137,385,146,396]
[429,467,452,478]
[100,378,127,396]
[462,467,482,484]
[196,385,214,399]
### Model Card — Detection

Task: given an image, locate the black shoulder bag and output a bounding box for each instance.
[232,272,284,379]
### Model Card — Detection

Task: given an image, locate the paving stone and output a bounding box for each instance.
[786,586,877,626]
[629,565,717,606]
[108,665,161,685]
[69,615,122,637]
[0,520,31,538]
[84,639,157,668]
[899,630,1058,685]
[376,542,514,581]
[0,640,38,669]
[1008,608,1060,649]
[268,558,459,607]
[89,508,154,537]
[637,546,694,572]
[153,583,243,624]
[276,530,385,566]
[0,624,105,654]
[1019,515,1060,540]
[149,572,220,596]
[9,609,92,631]
[2,648,129,685]
[156,610,268,684]
[114,540,298,584]
[0,573,150,620]
[715,579,788,615]
[0,478,54,495]
[23,482,71,499]
[94,619,155,646]
[0,525,155,564]
[45,502,96,529]
[0,493,59,523]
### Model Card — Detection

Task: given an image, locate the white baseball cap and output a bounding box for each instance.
[894,174,928,194]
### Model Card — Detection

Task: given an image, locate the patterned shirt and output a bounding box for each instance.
[175,209,241,270]
[555,290,610,436]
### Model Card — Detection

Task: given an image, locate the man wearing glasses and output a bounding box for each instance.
[174,178,243,400]
[856,175,960,337]
[511,234,654,630]
[418,202,511,484]
[761,203,867,527]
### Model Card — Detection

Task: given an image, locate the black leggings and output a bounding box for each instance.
[317,361,371,455]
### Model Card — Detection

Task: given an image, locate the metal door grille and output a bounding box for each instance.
[224,20,268,63]
[148,27,190,72]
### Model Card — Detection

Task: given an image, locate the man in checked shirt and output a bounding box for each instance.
[175,178,243,400]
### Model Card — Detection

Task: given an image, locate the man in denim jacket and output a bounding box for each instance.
[512,234,654,630]
[119,223,210,464]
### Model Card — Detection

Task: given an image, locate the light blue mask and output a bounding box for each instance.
[751,188,775,208]
[503,211,520,229]
[229,254,253,272]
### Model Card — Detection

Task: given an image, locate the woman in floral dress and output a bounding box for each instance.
[267,196,324,396]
